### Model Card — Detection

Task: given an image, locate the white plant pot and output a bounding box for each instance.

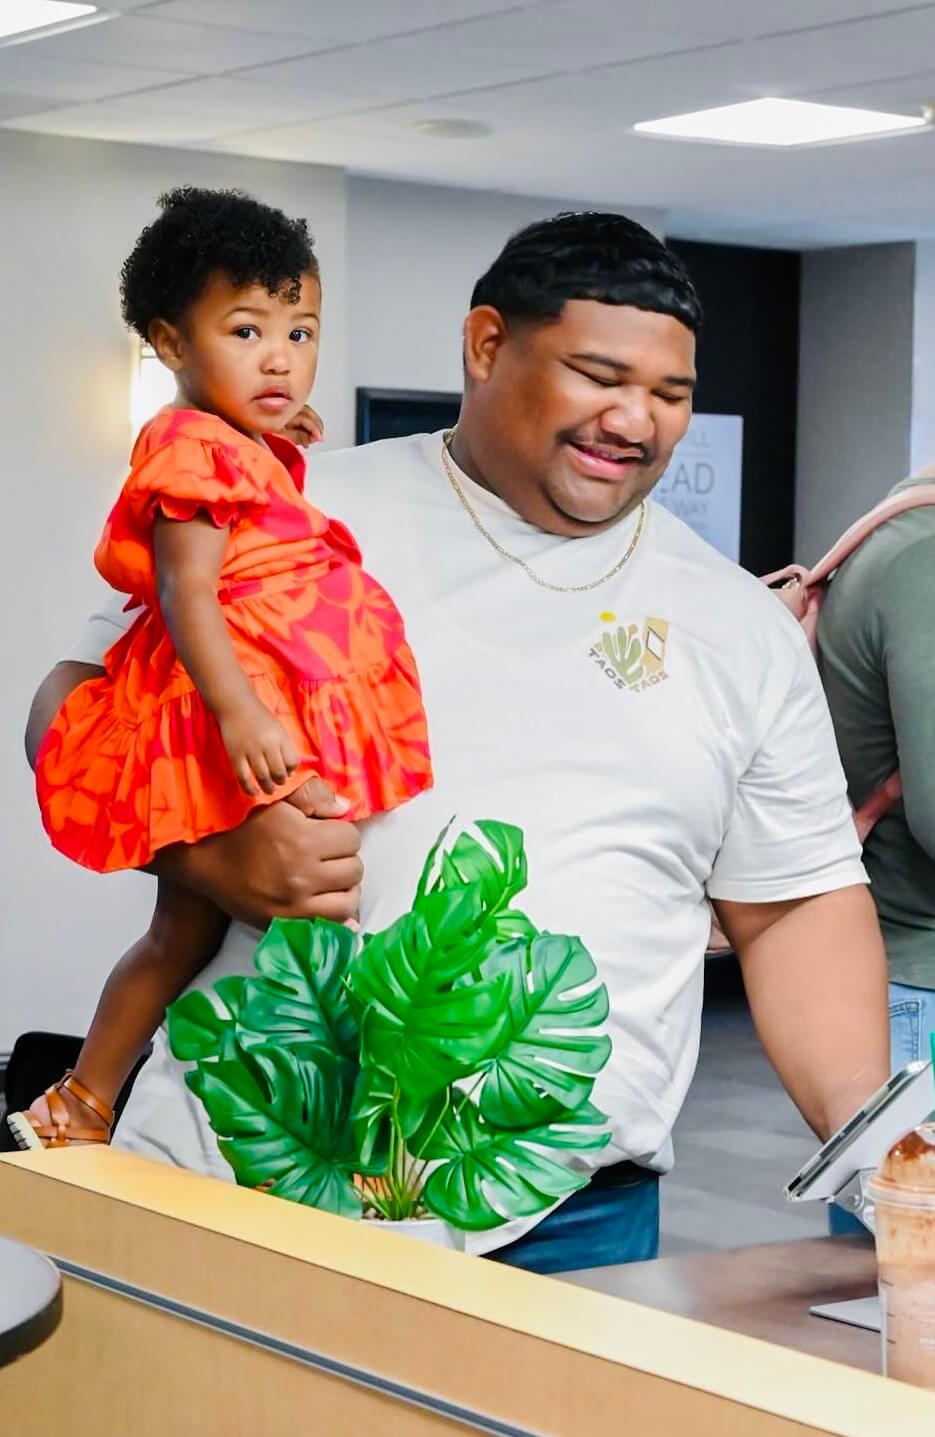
[372,1215,465,1251]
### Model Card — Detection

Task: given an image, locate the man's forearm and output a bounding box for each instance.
[25,661,104,769]
[717,885,889,1140]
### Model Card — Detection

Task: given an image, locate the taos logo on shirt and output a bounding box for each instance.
[589,613,670,694]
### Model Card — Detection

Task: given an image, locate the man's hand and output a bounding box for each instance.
[281,403,324,449]
[154,778,362,928]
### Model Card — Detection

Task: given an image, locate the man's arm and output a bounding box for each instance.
[713,886,889,1140]
[878,536,935,861]
[25,660,102,768]
[25,660,362,927]
[708,608,890,1141]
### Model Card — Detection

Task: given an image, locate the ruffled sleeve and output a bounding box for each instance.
[94,414,272,601]
[122,436,270,531]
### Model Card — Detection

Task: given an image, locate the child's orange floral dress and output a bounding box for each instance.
[37,407,432,873]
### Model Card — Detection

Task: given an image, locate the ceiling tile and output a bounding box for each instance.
[730,9,935,103]
[410,2,721,70]
[22,13,321,74]
[232,32,549,121]
[596,0,935,43]
[113,74,332,127]
[2,94,232,145]
[810,68,935,113]
[0,92,66,121]
[153,0,531,44]
[0,52,186,102]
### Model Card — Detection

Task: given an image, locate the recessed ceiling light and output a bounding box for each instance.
[634,97,929,148]
[0,2,98,44]
[412,118,492,139]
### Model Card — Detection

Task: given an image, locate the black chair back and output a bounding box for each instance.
[1,1032,151,1151]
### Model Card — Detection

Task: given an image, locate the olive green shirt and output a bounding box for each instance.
[818,476,935,987]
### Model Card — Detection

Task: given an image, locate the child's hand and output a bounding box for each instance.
[219,698,300,797]
[282,404,324,448]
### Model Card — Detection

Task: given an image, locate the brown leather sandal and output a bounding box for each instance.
[6,1071,115,1150]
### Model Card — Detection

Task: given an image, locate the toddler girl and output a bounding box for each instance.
[8,187,431,1149]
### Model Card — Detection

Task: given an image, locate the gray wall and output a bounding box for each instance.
[796,243,915,564]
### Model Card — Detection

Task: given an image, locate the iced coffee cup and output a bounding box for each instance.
[867,1122,935,1388]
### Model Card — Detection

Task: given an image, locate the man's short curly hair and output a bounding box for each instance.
[471,211,701,333]
[120,186,319,340]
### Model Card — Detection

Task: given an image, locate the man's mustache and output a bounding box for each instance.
[560,432,654,466]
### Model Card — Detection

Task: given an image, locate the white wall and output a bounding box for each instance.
[0,130,348,1052]
[911,242,935,473]
[795,242,915,564]
[348,176,664,394]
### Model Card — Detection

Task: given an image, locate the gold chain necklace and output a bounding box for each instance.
[440,432,646,594]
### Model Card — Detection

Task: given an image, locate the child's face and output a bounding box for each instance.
[154,270,321,438]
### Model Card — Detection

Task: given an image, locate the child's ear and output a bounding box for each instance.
[148,318,184,372]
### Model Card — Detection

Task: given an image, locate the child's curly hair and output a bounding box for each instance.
[120,186,318,340]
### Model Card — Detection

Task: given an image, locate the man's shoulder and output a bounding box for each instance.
[312,431,436,484]
[648,500,806,646]
[648,500,779,600]
[309,431,437,528]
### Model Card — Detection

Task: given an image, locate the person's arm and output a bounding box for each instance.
[26,627,363,928]
[153,514,298,796]
[708,613,889,1141]
[876,535,935,861]
[26,660,103,769]
[713,887,888,1139]
[155,792,362,928]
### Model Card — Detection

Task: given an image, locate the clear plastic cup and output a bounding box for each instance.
[867,1122,935,1388]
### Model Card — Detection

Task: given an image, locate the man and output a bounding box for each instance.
[27,212,888,1274]
[819,472,935,1069]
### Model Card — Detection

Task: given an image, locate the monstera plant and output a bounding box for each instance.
[166,820,612,1231]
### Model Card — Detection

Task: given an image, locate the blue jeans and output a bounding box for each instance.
[888,980,935,1069]
[829,979,935,1235]
[488,1174,659,1275]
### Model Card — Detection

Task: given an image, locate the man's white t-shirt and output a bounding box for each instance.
[69,431,865,1255]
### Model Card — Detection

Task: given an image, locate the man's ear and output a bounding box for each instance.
[148,317,185,373]
[462,305,509,384]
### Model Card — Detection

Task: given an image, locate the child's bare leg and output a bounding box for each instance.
[14,880,228,1145]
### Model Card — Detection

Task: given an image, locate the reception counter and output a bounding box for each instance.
[1,1147,934,1435]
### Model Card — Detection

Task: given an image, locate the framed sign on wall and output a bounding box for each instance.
[654,413,744,562]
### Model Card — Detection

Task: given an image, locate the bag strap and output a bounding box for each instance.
[806,483,935,585]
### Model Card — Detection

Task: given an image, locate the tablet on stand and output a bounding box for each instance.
[783,1059,934,1332]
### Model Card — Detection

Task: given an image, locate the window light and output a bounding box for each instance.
[130,342,175,434]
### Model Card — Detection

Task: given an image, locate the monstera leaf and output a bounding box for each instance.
[477,934,612,1128]
[416,820,536,944]
[167,976,246,1063]
[418,1102,610,1231]
[189,1044,360,1217]
[347,888,513,1106]
[236,918,359,1069]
